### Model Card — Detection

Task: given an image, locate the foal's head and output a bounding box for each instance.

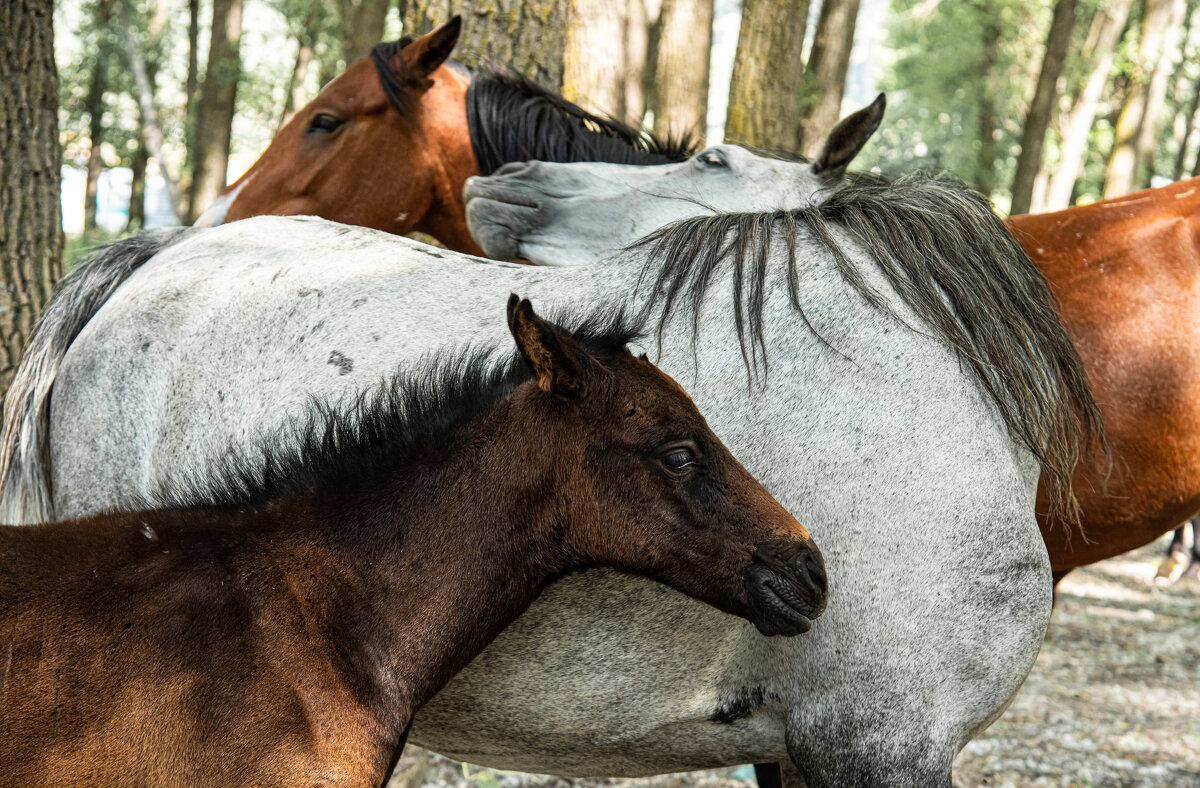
[507,296,827,635]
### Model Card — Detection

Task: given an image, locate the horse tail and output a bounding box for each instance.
[0,228,194,524]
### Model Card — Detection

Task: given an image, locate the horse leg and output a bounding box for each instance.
[754,763,783,788]
[1156,523,1193,585]
[1183,522,1200,582]
[784,714,953,788]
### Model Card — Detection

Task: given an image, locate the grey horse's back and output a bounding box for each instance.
[0,228,194,524]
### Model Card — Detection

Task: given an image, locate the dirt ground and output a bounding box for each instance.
[391,536,1200,788]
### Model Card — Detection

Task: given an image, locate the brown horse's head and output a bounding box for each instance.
[201,18,485,254]
[506,296,828,635]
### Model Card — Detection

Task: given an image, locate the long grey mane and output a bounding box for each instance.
[632,171,1106,532]
[0,228,196,524]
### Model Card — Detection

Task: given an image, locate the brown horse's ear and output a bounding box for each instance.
[811,93,885,176]
[399,16,462,84]
[506,294,594,398]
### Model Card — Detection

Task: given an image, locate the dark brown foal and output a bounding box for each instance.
[0,296,827,788]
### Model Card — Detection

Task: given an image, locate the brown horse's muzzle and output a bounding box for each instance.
[743,540,829,636]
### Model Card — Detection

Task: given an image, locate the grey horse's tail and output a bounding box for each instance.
[0,228,194,524]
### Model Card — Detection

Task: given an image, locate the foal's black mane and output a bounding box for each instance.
[370,38,695,175]
[632,170,1106,530]
[152,308,639,512]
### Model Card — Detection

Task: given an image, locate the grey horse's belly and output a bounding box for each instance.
[410,570,792,776]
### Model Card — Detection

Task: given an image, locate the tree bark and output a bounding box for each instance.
[128,137,148,231]
[1134,0,1187,187]
[976,12,1001,196]
[725,0,810,151]
[278,36,315,134]
[795,0,861,156]
[340,0,391,64]
[402,0,570,89]
[652,0,713,141]
[0,0,64,397]
[1010,0,1078,214]
[1105,0,1186,196]
[188,0,243,222]
[1171,3,1197,179]
[561,0,648,124]
[183,0,199,216]
[83,48,107,235]
[1045,0,1134,209]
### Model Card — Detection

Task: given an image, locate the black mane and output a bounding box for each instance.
[151,307,640,512]
[632,170,1107,531]
[465,67,695,175]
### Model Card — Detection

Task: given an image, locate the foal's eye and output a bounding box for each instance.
[306,113,344,134]
[661,445,698,471]
[697,150,728,169]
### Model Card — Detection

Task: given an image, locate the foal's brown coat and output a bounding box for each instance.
[0,298,823,787]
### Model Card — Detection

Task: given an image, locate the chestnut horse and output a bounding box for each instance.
[195,17,692,255]
[0,296,826,787]
[1006,180,1200,580]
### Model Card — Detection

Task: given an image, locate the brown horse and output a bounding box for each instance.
[0,296,826,787]
[1007,179,1200,580]
[197,17,691,255]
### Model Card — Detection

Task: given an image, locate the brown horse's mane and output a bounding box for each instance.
[151,305,639,513]
[370,38,695,175]
[630,170,1107,531]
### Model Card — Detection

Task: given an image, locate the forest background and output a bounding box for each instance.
[2,0,1197,393]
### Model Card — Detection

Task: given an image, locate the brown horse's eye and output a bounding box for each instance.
[307,113,344,134]
[660,444,699,472]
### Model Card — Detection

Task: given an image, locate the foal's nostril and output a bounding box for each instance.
[804,550,828,595]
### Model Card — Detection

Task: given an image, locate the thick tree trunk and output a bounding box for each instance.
[340,0,391,64]
[1045,0,1133,209]
[402,0,570,89]
[1105,0,1186,196]
[0,0,64,397]
[278,37,315,134]
[188,0,244,222]
[976,13,1001,196]
[794,0,861,156]
[725,0,810,151]
[652,0,713,140]
[1010,0,1078,214]
[562,0,647,124]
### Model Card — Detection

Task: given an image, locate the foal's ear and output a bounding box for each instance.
[812,93,886,177]
[400,16,462,83]
[506,294,594,398]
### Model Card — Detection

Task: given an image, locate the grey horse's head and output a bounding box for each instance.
[464,94,885,264]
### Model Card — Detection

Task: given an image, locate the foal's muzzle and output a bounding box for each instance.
[744,540,829,636]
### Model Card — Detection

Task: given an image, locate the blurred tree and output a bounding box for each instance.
[1170,4,1198,179]
[1011,0,1077,214]
[341,0,391,64]
[1105,0,1186,196]
[725,0,809,150]
[188,0,245,221]
[976,9,1001,196]
[401,0,570,89]
[1,0,63,396]
[83,0,113,234]
[127,0,170,230]
[563,0,648,124]
[795,0,862,156]
[652,0,713,141]
[1044,0,1134,209]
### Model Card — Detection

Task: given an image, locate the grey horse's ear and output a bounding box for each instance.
[812,93,886,177]
[506,294,594,398]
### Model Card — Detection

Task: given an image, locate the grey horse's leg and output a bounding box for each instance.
[784,716,954,788]
[754,763,782,788]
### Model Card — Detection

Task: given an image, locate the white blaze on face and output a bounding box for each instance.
[192,176,253,227]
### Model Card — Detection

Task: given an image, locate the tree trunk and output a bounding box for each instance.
[1010,0,1078,214]
[0,0,64,397]
[340,0,391,64]
[83,50,107,235]
[402,0,570,89]
[128,138,148,231]
[794,0,861,156]
[725,0,809,151]
[1176,77,1200,178]
[562,0,648,124]
[1134,0,1187,187]
[278,36,315,134]
[976,13,1001,196]
[1105,0,1186,196]
[652,0,713,141]
[183,0,200,217]
[188,0,243,222]
[1045,0,1134,209]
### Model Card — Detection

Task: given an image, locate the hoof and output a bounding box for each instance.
[1180,560,1200,585]
[1155,550,1190,586]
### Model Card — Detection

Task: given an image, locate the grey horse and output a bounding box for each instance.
[0,144,1098,786]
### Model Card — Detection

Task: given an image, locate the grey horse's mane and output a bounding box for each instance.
[631,170,1107,532]
[146,305,640,512]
